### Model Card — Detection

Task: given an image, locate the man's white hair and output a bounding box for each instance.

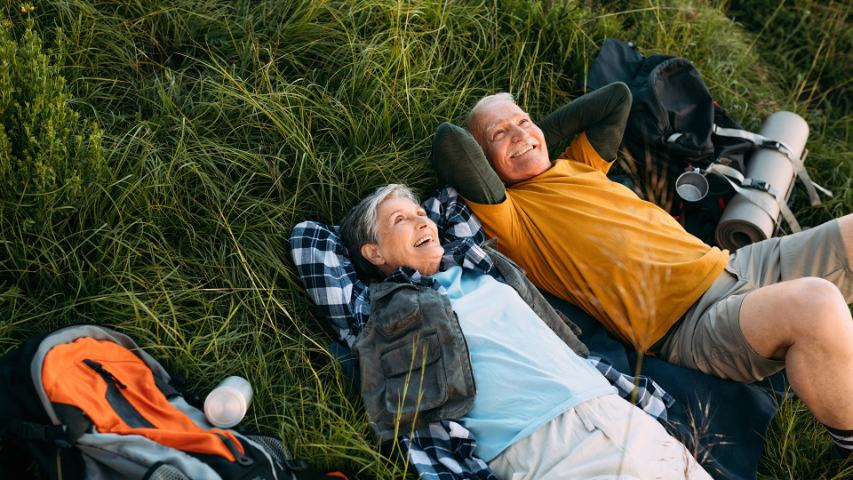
[462,92,517,138]
[463,92,516,138]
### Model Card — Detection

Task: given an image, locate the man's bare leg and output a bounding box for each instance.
[740,214,853,432]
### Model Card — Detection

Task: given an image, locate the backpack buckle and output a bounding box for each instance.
[743,179,771,192]
[54,437,74,449]
[11,421,72,447]
[50,425,74,448]
[285,458,309,471]
[759,139,795,160]
[760,139,782,150]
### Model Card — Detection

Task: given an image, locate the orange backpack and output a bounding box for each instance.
[0,325,349,480]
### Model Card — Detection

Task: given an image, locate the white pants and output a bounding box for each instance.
[488,394,712,480]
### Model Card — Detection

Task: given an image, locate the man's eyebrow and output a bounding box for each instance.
[483,118,506,138]
[482,112,527,139]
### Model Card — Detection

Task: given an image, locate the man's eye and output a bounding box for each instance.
[493,130,505,140]
[519,119,530,126]
[394,215,404,224]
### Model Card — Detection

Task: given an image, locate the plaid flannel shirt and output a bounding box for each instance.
[290,186,674,479]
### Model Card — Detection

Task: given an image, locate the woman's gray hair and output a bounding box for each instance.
[339,184,419,278]
[463,92,516,137]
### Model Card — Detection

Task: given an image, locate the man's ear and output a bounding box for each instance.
[360,243,386,267]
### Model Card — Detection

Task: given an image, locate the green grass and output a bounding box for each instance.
[0,0,850,478]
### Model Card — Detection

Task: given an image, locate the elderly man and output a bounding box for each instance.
[331,183,711,479]
[430,82,853,458]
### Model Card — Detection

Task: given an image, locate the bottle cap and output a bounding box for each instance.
[204,386,248,428]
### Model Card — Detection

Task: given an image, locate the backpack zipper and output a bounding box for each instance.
[214,432,254,466]
[82,359,155,429]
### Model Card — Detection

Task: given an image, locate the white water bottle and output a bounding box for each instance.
[204,376,253,428]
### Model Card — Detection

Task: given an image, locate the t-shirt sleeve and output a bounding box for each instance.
[560,131,614,174]
[465,194,522,250]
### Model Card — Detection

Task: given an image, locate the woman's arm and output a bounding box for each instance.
[422,186,486,245]
[289,221,370,347]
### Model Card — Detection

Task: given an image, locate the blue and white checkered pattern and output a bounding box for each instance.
[289,186,674,479]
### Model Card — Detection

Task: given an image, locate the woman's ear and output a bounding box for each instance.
[360,243,386,267]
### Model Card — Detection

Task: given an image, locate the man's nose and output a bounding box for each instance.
[509,125,526,142]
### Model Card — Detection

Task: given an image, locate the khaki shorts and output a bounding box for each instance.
[488,394,711,480]
[659,219,852,383]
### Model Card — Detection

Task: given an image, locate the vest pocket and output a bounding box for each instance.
[372,286,421,339]
[379,332,447,415]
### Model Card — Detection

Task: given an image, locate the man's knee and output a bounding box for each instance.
[795,276,847,309]
[785,277,851,337]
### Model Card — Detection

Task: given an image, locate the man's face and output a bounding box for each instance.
[361,196,444,276]
[472,99,551,184]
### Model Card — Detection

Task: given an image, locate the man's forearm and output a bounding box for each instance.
[539,82,632,161]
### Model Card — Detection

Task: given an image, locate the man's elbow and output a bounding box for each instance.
[608,81,632,109]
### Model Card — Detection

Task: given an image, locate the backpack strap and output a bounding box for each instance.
[0,402,92,449]
[703,163,802,233]
[1,418,72,447]
[712,124,833,205]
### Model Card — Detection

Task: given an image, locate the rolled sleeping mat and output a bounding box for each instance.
[715,112,808,250]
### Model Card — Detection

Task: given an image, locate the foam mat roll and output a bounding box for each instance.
[715,112,809,250]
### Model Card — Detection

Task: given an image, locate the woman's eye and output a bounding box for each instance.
[493,130,505,140]
[394,215,404,224]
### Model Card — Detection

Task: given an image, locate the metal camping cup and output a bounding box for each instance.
[675,168,709,202]
[203,376,253,428]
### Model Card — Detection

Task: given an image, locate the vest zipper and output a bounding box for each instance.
[451,311,476,395]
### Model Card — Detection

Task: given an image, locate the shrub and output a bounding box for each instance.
[0,22,105,285]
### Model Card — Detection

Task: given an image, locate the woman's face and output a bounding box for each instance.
[361,195,444,276]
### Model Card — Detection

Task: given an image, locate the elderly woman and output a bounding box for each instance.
[333,184,711,480]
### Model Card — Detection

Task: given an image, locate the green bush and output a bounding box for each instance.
[0,22,105,286]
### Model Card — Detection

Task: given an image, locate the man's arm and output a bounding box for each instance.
[430,83,632,203]
[430,123,507,205]
[539,81,632,162]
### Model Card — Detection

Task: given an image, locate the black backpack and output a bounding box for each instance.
[587,39,761,245]
[0,324,349,480]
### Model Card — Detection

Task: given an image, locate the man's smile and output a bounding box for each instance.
[511,144,535,159]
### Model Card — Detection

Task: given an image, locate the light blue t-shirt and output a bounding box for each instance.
[432,266,615,461]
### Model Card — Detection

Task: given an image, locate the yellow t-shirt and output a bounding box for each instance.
[467,132,728,352]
